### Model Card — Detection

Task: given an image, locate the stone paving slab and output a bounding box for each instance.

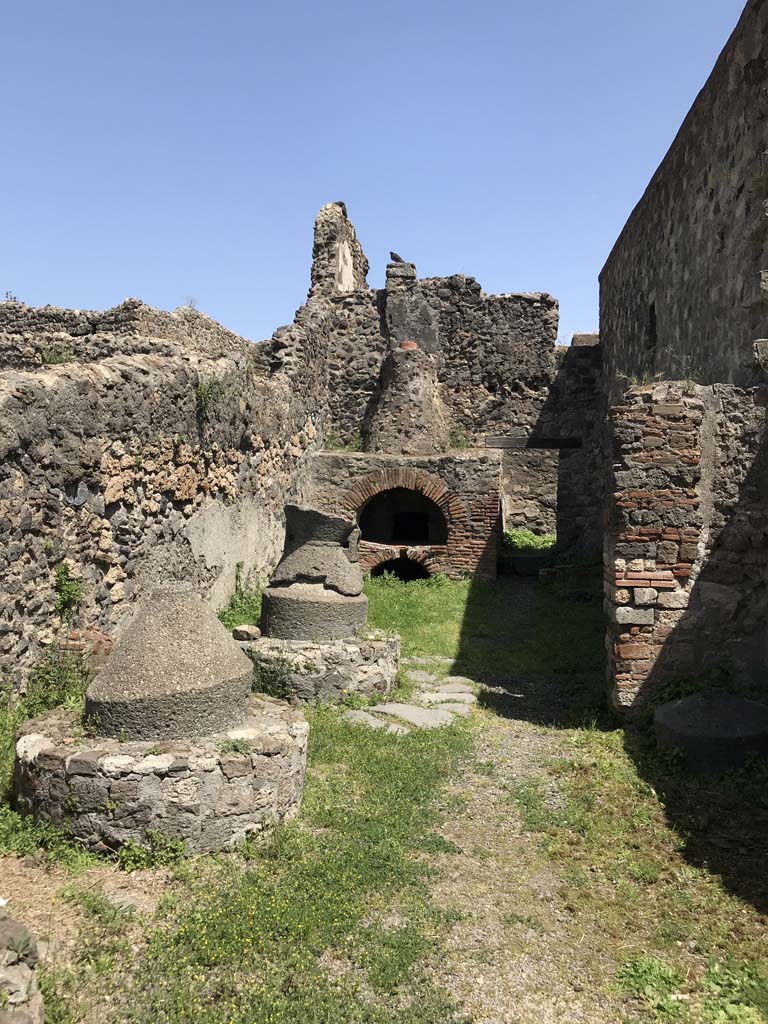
[342,709,410,736]
[438,702,471,717]
[420,691,477,705]
[405,670,440,685]
[438,681,475,694]
[442,676,475,688]
[373,703,456,729]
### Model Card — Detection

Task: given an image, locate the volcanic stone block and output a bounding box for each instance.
[269,506,363,597]
[85,581,252,741]
[0,913,43,1024]
[654,692,768,774]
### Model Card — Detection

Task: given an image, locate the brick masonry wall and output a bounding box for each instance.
[605,381,768,712]
[309,451,502,580]
[600,0,768,399]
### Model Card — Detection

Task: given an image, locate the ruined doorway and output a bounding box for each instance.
[370,555,430,581]
[358,488,448,546]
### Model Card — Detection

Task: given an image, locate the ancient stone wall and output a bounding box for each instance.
[0,300,328,684]
[501,449,558,534]
[14,696,308,853]
[299,203,603,554]
[605,381,768,712]
[599,0,768,399]
[548,338,604,554]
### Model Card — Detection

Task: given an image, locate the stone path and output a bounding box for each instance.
[342,664,477,734]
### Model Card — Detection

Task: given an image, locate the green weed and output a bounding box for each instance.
[502,528,556,552]
[217,566,262,630]
[53,563,83,620]
[324,429,363,452]
[218,738,252,755]
[195,375,223,420]
[248,650,293,700]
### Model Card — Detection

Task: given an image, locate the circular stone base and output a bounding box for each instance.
[260,584,368,641]
[654,692,768,774]
[246,630,400,703]
[13,696,308,854]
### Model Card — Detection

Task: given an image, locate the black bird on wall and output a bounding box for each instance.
[389,251,405,263]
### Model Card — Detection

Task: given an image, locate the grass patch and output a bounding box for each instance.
[42,707,473,1022]
[117,831,188,873]
[365,573,604,680]
[1,652,90,800]
[502,528,556,552]
[498,528,556,574]
[12,575,768,1022]
[506,725,768,1022]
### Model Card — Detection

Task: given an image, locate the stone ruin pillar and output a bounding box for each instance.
[13,581,309,854]
[363,341,452,455]
[246,505,400,703]
[309,201,369,300]
[362,259,451,455]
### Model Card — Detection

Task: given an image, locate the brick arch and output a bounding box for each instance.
[362,545,447,577]
[341,467,470,533]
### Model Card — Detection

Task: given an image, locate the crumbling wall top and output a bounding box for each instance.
[309,201,370,301]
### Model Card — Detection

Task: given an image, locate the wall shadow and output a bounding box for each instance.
[448,533,608,731]
[450,384,768,914]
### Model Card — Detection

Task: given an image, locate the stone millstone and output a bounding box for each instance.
[261,504,368,641]
[654,692,768,774]
[85,581,252,740]
[260,584,368,641]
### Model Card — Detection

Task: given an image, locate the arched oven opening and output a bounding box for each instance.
[358,488,448,546]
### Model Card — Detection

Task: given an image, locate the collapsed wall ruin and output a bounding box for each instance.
[1,196,605,684]
[6,0,764,717]
[0,298,328,682]
[299,202,603,578]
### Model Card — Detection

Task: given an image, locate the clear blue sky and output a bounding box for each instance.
[2,0,746,344]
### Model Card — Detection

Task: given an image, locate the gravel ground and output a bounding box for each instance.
[424,697,626,1024]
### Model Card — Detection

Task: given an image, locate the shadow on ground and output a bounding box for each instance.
[624,726,768,915]
[456,572,768,915]
[451,572,610,730]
